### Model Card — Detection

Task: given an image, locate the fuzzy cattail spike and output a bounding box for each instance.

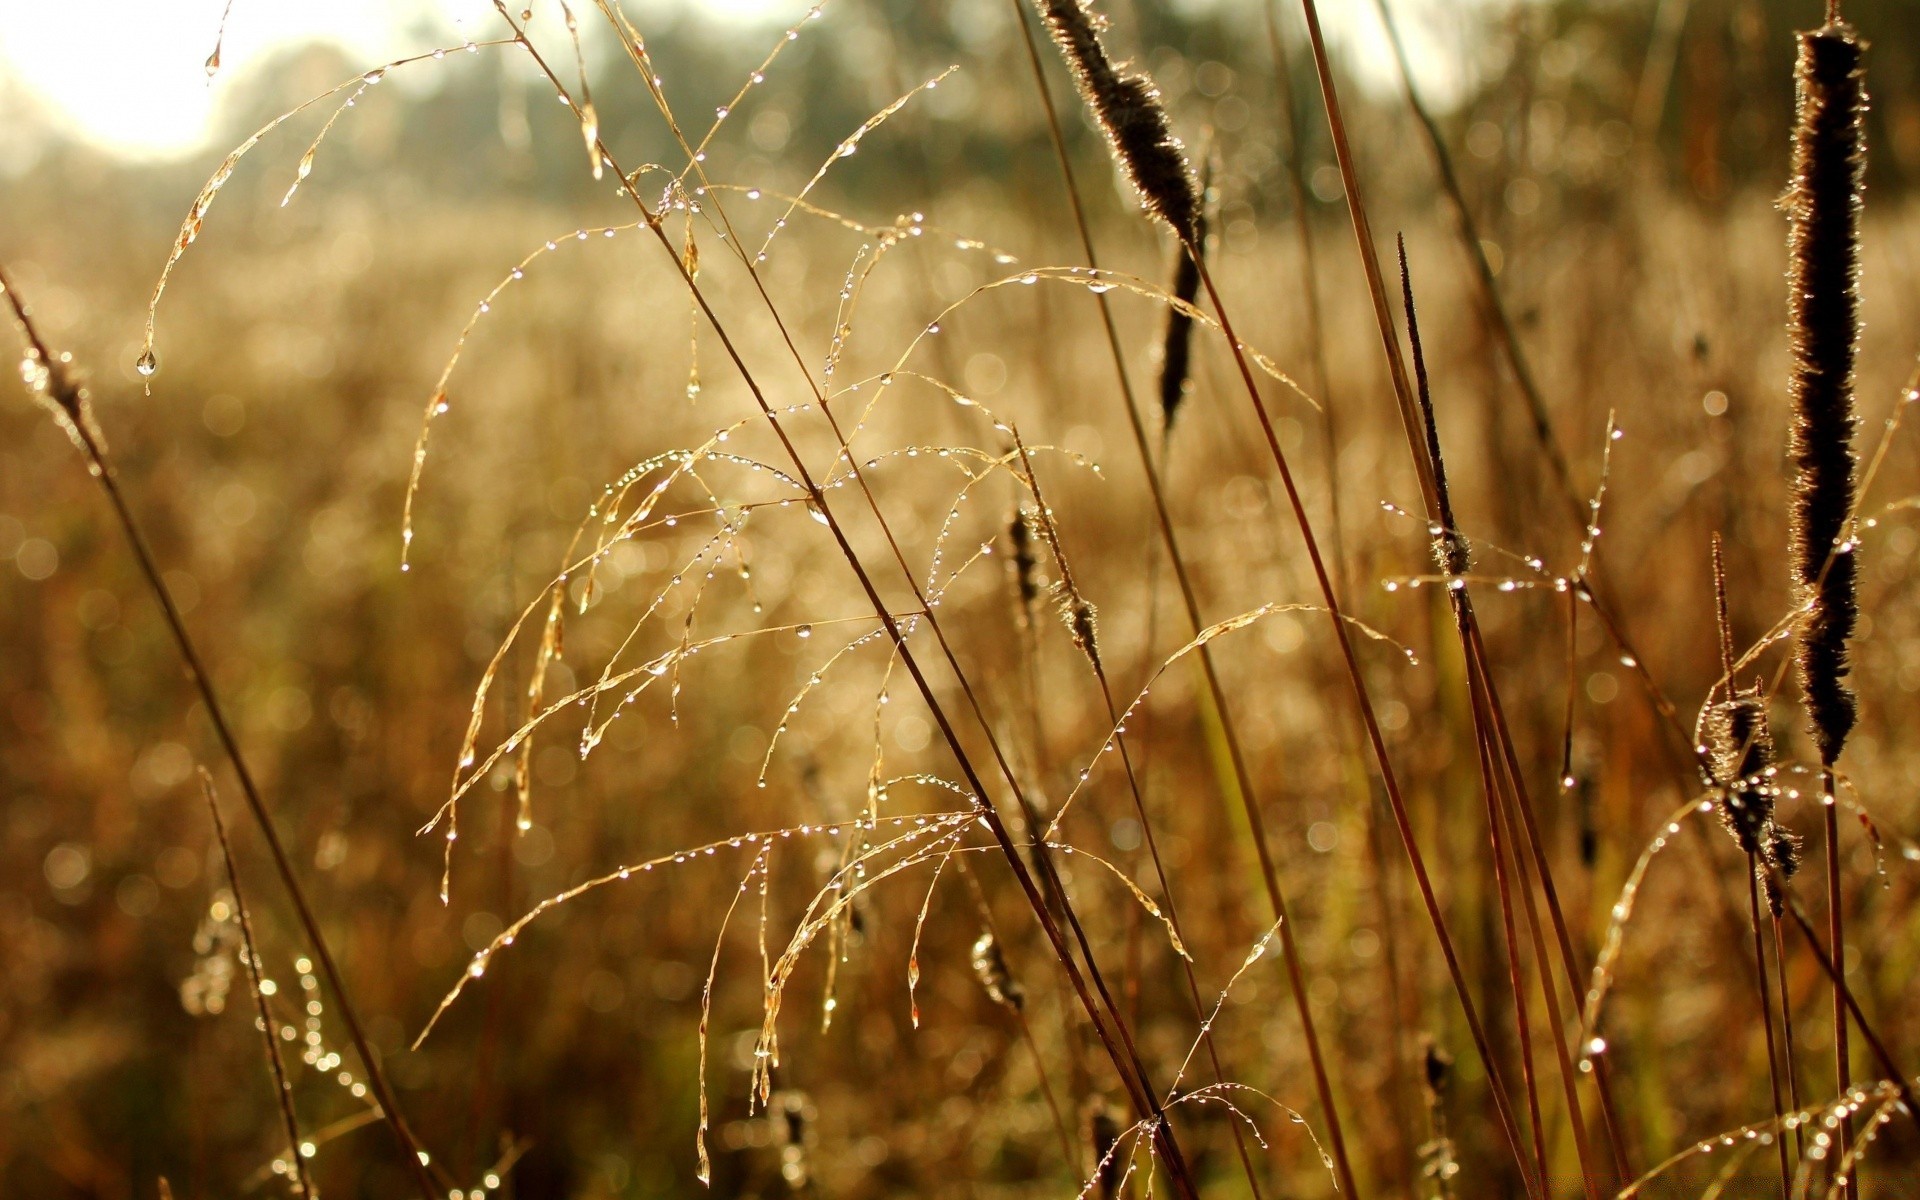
[1784,21,1867,769]
[1034,0,1200,243]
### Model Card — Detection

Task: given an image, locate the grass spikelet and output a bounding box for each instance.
[1033,0,1199,241]
[970,929,1025,1012]
[1701,690,1778,856]
[1007,506,1039,611]
[1398,236,1468,577]
[1058,591,1102,673]
[1784,20,1867,768]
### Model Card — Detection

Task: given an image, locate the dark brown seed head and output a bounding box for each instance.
[1763,823,1804,917]
[1702,686,1778,855]
[1784,23,1867,767]
[969,929,1025,1012]
[1036,0,1200,242]
[1057,589,1102,673]
[1008,507,1038,610]
[1423,1040,1453,1101]
[1157,210,1206,432]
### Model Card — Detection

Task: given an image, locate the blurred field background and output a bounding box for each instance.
[4,0,1920,1196]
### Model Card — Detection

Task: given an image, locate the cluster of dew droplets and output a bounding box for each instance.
[750,809,981,1103]
[1579,415,1625,577]
[247,954,401,1183]
[279,66,394,210]
[1622,1082,1912,1198]
[753,67,958,266]
[1375,501,1576,596]
[856,267,1315,431]
[757,626,891,788]
[659,1,829,186]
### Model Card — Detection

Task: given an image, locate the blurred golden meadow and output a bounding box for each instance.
[4,0,1920,1196]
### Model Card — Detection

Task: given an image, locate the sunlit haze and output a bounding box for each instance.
[0,0,1468,161]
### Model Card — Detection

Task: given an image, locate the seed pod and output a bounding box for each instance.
[1056,588,1102,673]
[1784,22,1867,768]
[1423,1040,1454,1102]
[1701,687,1779,855]
[969,930,1025,1012]
[1763,823,1805,917]
[1035,0,1200,243]
[1009,508,1039,610]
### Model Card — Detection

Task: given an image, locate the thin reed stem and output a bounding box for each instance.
[1785,23,1867,1192]
[1187,236,1540,1193]
[1402,242,1602,1199]
[500,14,1202,1190]
[1371,0,1581,535]
[1015,437,1268,1199]
[203,770,314,1200]
[1008,2,1361,1189]
[1749,860,1793,1200]
[0,264,443,1200]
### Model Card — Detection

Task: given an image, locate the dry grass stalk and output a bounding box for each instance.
[0,264,443,1200]
[202,769,314,1199]
[1028,0,1545,1179]
[498,17,1207,1190]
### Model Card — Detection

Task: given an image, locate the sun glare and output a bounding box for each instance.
[0,0,1466,160]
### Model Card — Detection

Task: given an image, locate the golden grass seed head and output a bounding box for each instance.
[1036,0,1200,242]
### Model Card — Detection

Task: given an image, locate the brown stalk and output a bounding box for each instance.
[1264,8,1424,1180]
[1008,1,1361,1190]
[1187,223,1539,1193]
[1370,0,1581,535]
[202,769,314,1199]
[1357,20,1684,1173]
[1402,243,1603,1200]
[0,264,443,1200]
[1763,858,1920,1139]
[503,13,1201,1192]
[579,20,1172,1124]
[1014,435,1267,1199]
[1714,535,1794,1198]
